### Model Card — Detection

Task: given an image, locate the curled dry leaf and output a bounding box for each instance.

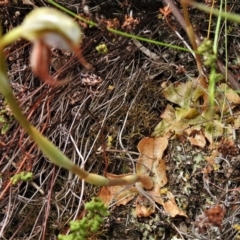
[137,137,187,218]
[203,150,219,176]
[98,137,187,218]
[187,134,206,148]
[98,173,138,206]
[98,137,187,217]
[151,190,187,218]
[135,195,155,217]
[218,83,240,104]
[186,129,206,148]
[137,137,168,188]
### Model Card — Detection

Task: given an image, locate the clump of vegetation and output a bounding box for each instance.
[58,197,109,240]
[0,108,13,135]
[10,171,33,185]
[96,43,108,54]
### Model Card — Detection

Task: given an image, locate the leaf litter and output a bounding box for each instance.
[99,136,187,218]
[99,78,240,227]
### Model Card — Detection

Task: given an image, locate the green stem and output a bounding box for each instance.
[48,0,189,53]
[0,26,23,50]
[189,0,240,23]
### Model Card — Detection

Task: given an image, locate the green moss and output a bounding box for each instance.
[0,109,13,134]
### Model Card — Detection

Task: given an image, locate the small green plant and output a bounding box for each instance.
[10,171,33,185]
[58,197,109,240]
[234,224,240,239]
[96,43,108,54]
[0,108,12,134]
[197,38,223,105]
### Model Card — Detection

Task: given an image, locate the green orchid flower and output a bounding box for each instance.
[0,7,152,189]
[0,7,92,86]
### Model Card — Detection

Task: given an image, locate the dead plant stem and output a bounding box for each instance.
[181,1,203,75]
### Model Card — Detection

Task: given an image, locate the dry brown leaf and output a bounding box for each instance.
[153,191,187,217]
[98,186,137,206]
[135,195,155,217]
[160,104,176,122]
[137,137,168,188]
[99,137,187,218]
[188,135,206,148]
[98,173,138,206]
[144,185,187,217]
[136,137,187,218]
[219,83,240,104]
[202,150,219,175]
